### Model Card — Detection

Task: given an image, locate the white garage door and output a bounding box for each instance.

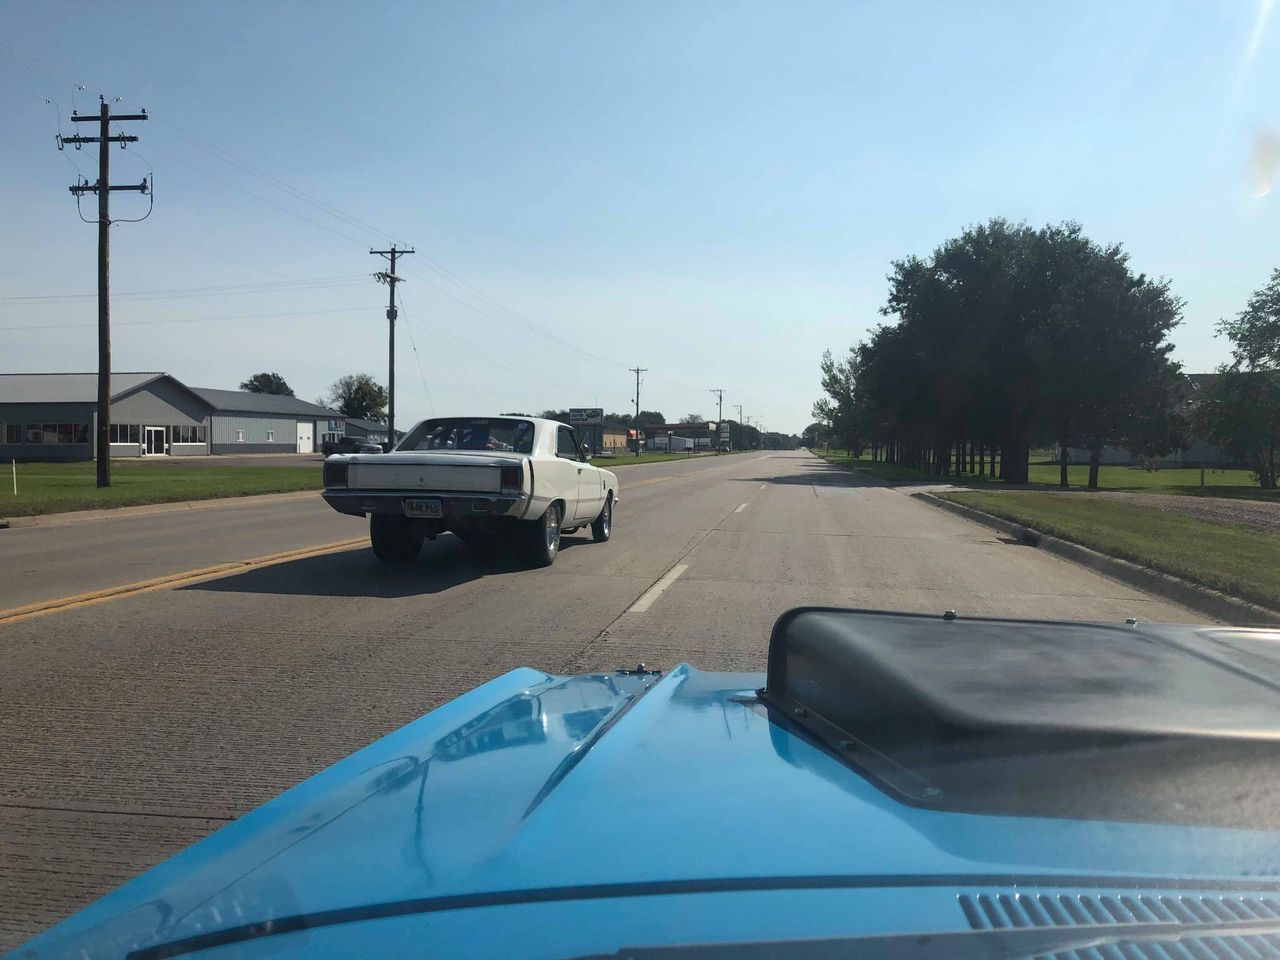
[296,421,314,453]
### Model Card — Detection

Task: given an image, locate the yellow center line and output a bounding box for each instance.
[0,537,367,628]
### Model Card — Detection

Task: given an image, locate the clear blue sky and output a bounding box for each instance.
[1,1,1276,433]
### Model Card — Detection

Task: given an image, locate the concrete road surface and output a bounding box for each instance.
[0,451,1202,948]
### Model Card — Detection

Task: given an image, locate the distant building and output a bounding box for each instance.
[0,372,343,461]
[343,417,391,444]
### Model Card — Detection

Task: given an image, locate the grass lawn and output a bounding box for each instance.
[815,450,1273,499]
[1,461,321,518]
[940,490,1280,611]
[595,451,724,467]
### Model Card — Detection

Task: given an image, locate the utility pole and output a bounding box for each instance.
[63,96,149,488]
[709,388,724,454]
[630,367,647,457]
[733,403,744,451]
[371,245,414,448]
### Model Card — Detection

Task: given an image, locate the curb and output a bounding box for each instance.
[913,492,1280,626]
[1,490,321,530]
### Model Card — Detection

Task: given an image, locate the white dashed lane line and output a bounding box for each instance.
[626,563,690,614]
[734,502,750,513]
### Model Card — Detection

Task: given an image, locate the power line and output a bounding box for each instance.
[0,275,369,304]
[0,305,375,333]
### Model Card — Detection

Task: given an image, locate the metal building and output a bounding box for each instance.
[0,372,343,461]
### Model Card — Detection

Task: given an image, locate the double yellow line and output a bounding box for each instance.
[0,538,367,628]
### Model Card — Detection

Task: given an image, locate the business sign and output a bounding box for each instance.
[569,407,604,426]
[720,424,732,438]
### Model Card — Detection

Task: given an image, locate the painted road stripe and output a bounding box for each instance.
[627,563,690,614]
[734,502,749,513]
[0,538,367,628]
[624,476,675,488]
[758,483,766,490]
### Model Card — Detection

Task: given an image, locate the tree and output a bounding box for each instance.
[239,372,294,396]
[1219,267,1280,371]
[824,219,1182,485]
[326,374,388,421]
[1193,370,1280,489]
[679,413,705,424]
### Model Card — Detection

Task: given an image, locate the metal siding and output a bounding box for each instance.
[210,415,298,446]
[112,380,209,425]
[0,401,96,425]
[0,443,92,462]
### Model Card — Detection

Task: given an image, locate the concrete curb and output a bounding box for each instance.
[913,491,1280,626]
[1,489,321,530]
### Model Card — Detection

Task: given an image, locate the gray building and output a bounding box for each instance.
[0,372,343,461]
[343,417,391,444]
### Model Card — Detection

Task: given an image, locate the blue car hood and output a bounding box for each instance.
[13,665,1280,959]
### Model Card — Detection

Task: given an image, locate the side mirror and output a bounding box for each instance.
[581,441,592,461]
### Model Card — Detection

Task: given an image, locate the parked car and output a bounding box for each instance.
[15,608,1280,959]
[321,416,618,566]
[321,436,383,456]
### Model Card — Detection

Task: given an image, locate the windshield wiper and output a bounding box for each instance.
[582,917,1280,959]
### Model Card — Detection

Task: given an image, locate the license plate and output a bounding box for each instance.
[404,498,443,518]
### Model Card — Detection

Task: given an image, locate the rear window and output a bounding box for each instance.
[399,418,534,453]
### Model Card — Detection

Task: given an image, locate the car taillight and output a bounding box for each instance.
[323,462,349,488]
[500,464,522,493]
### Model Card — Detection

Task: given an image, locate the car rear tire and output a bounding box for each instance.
[524,503,561,567]
[591,495,612,542]
[370,514,423,563]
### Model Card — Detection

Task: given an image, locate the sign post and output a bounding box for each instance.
[569,408,604,456]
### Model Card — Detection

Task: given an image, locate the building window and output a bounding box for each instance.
[73,424,89,443]
[235,430,244,442]
[109,424,140,444]
[4,424,19,444]
[266,430,275,442]
[170,425,206,444]
[26,425,43,443]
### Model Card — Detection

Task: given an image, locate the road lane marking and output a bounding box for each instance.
[758,483,766,490]
[0,537,368,628]
[626,563,689,614]
[734,502,749,513]
[624,476,675,488]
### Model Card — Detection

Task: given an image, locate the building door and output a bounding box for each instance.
[144,426,167,456]
[296,421,314,453]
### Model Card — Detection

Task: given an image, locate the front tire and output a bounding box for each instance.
[591,495,612,542]
[370,514,424,563]
[524,503,562,567]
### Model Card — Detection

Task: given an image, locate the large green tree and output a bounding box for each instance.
[326,374,388,422]
[239,372,294,396]
[819,219,1183,486]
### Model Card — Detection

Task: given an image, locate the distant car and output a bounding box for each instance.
[322,436,383,456]
[16,608,1280,959]
[321,415,618,566]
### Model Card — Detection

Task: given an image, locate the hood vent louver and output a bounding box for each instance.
[960,891,1280,958]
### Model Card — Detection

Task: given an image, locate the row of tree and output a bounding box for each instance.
[812,219,1279,488]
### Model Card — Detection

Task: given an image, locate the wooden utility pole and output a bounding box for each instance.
[64,97,149,488]
[371,245,414,448]
[630,367,647,457]
[709,388,724,454]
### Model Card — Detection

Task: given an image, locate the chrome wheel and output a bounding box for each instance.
[592,495,612,543]
[544,506,560,558]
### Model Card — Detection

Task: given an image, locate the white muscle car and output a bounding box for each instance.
[321,416,618,566]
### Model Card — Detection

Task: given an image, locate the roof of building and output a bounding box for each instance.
[344,417,389,432]
[0,372,170,404]
[189,387,337,418]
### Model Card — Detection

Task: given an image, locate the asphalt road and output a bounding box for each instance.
[0,451,1202,948]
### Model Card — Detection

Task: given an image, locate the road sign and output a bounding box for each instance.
[569,408,604,426]
[720,424,731,438]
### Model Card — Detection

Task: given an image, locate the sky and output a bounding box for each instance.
[1,1,1277,435]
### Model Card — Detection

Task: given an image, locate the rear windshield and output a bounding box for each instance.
[399,418,534,453]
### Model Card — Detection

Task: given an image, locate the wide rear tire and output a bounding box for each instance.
[524,503,562,567]
[370,514,424,563]
[591,495,612,542]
